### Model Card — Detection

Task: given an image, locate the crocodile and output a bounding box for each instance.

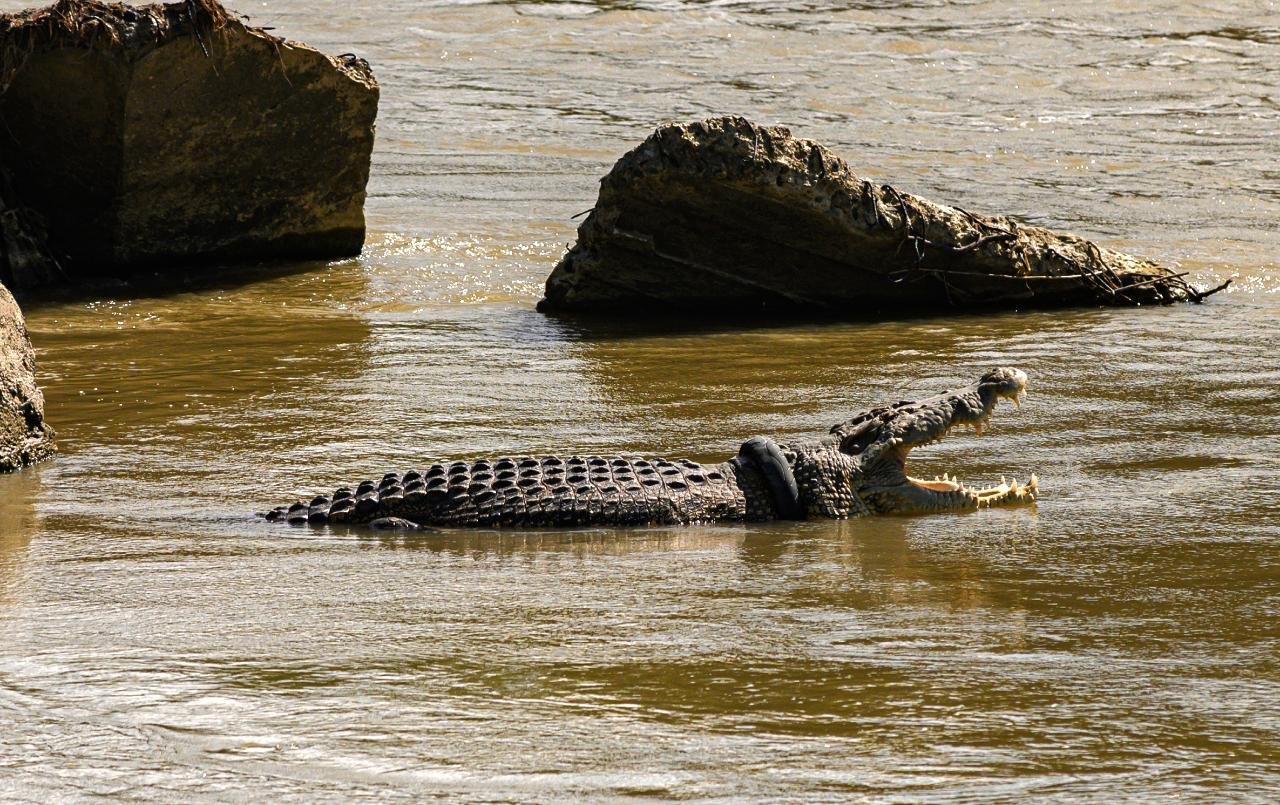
[263,367,1038,530]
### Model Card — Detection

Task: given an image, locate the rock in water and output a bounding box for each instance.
[0,167,63,293]
[0,281,54,472]
[540,116,1223,315]
[0,0,378,280]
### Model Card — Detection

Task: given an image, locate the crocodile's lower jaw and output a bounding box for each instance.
[907,473,1039,507]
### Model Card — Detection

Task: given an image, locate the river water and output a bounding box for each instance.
[1,0,1278,800]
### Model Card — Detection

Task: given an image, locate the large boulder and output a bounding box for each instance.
[0,0,377,280]
[541,116,1222,315]
[0,282,54,472]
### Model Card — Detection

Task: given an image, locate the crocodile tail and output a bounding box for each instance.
[262,472,416,526]
[261,488,379,525]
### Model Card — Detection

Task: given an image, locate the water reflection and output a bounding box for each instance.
[0,468,39,603]
[20,259,377,531]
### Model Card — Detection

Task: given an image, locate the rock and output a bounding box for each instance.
[0,281,54,472]
[0,167,64,293]
[0,0,378,281]
[540,116,1225,315]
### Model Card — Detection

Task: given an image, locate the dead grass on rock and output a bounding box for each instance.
[0,0,235,89]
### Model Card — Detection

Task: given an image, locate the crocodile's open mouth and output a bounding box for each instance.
[849,367,1039,514]
[899,402,1038,509]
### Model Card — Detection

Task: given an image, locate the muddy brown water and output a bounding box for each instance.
[1,0,1278,800]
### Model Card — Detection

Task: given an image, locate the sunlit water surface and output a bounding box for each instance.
[1,0,1277,799]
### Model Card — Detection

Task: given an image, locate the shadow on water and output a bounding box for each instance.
[11,257,356,311]
[17,260,381,534]
[333,513,1017,613]
[536,297,1191,342]
[30,267,376,443]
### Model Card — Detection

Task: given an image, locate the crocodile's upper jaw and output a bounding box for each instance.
[843,367,1039,515]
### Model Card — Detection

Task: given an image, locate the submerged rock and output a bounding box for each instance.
[541,116,1225,315]
[0,0,378,282]
[0,281,54,472]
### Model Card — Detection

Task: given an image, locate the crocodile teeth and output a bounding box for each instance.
[970,475,1038,506]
